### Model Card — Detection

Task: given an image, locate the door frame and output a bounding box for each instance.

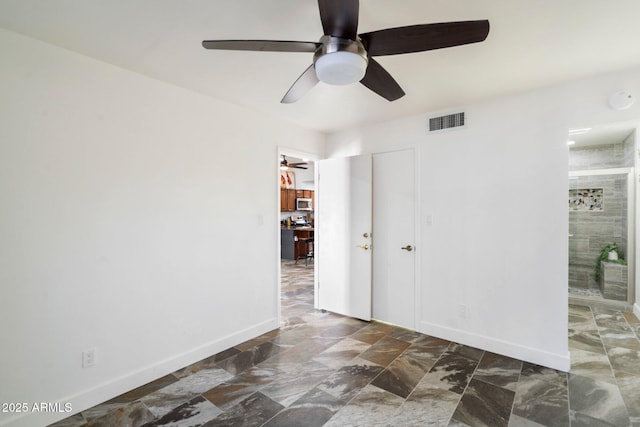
[276,147,320,327]
[568,167,636,309]
[277,145,422,330]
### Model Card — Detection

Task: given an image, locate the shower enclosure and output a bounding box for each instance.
[568,168,635,307]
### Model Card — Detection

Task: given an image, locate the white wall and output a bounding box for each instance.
[635,128,640,319]
[0,29,324,426]
[326,67,640,371]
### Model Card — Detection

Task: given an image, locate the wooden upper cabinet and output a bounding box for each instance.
[280,188,288,212]
[281,189,315,212]
[287,189,296,211]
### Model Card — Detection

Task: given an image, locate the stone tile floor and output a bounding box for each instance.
[52,261,640,426]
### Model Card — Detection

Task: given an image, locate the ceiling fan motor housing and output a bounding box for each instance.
[313,36,369,85]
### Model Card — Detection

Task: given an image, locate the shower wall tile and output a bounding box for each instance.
[568,164,629,293]
[569,144,625,171]
[623,131,636,167]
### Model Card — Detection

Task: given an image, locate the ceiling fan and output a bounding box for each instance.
[280,155,308,169]
[202,0,489,103]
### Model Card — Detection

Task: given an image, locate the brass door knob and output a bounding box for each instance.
[357,244,370,250]
[401,245,413,252]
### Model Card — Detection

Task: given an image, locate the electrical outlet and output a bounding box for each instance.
[82,348,96,368]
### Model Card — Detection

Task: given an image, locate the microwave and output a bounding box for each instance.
[296,198,313,211]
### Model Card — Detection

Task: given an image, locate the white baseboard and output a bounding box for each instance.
[634,302,640,319]
[2,318,279,427]
[418,321,571,372]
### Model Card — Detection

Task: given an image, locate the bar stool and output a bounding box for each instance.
[296,237,314,266]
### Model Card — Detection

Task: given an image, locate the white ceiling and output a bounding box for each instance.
[1,0,640,134]
[569,121,637,148]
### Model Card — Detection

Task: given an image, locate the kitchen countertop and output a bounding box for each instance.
[281,226,314,230]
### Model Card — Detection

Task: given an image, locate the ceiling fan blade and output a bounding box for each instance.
[318,0,359,39]
[281,64,320,104]
[202,40,320,53]
[360,20,490,56]
[360,57,405,102]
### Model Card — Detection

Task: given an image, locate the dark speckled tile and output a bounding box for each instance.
[474,352,522,391]
[600,327,640,351]
[387,327,430,343]
[606,346,640,375]
[594,310,633,332]
[262,336,339,367]
[141,395,221,427]
[312,337,370,369]
[85,401,155,427]
[569,373,630,426]
[317,358,384,402]
[203,392,283,427]
[615,371,640,419]
[571,348,617,385]
[520,362,568,387]
[173,348,241,379]
[569,410,622,426]
[511,363,570,426]
[350,322,393,344]
[235,329,281,351]
[216,341,282,375]
[569,328,607,354]
[50,264,640,427]
[319,322,366,339]
[262,387,343,427]
[569,305,598,331]
[450,378,515,427]
[390,383,460,426]
[371,349,436,398]
[410,334,451,351]
[448,343,485,361]
[323,384,404,427]
[80,374,180,421]
[358,336,410,367]
[140,368,233,417]
[202,365,283,410]
[418,350,480,395]
[112,374,179,403]
[259,361,334,407]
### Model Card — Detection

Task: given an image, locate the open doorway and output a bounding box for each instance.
[278,150,317,325]
[567,122,637,311]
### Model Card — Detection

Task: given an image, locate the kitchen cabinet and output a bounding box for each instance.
[296,190,313,199]
[281,189,314,212]
[280,188,296,212]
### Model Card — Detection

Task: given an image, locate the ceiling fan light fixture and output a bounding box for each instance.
[315,51,367,85]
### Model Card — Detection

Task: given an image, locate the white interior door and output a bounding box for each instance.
[372,149,416,329]
[317,155,372,321]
